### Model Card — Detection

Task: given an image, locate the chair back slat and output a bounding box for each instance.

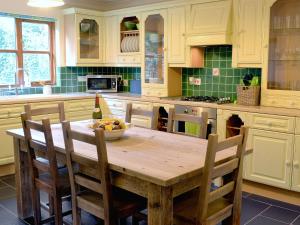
[195,126,249,223]
[211,158,239,179]
[167,108,208,139]
[216,135,243,152]
[208,181,235,204]
[21,112,60,189]
[74,174,103,194]
[125,103,159,130]
[62,121,114,222]
[24,102,65,122]
[69,130,97,146]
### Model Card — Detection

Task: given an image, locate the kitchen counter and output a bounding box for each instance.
[1,92,300,117]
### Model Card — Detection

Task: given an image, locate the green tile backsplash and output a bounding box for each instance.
[182,46,261,100]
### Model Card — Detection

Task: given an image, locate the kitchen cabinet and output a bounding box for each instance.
[104,16,119,65]
[261,0,300,109]
[232,0,263,67]
[168,6,186,65]
[292,135,300,192]
[117,15,141,66]
[141,10,181,97]
[64,10,103,66]
[244,129,294,189]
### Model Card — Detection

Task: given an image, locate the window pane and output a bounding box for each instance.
[0,16,16,50]
[22,22,50,51]
[0,53,17,85]
[23,54,50,82]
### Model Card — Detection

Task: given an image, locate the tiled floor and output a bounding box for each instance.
[0,175,299,225]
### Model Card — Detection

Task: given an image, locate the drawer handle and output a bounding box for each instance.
[285,160,291,166]
[268,122,273,126]
[293,161,299,168]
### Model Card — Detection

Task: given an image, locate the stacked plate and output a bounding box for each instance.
[121,36,139,52]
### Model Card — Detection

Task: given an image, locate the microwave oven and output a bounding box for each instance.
[86,75,118,93]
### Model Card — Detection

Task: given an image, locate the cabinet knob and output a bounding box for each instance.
[182,33,186,37]
[285,160,291,166]
[293,161,299,168]
[163,47,167,51]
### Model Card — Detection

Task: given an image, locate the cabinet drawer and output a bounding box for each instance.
[143,88,167,97]
[295,118,300,134]
[132,101,153,111]
[66,99,94,112]
[104,99,126,111]
[118,55,141,64]
[131,117,151,128]
[0,104,24,119]
[251,113,295,133]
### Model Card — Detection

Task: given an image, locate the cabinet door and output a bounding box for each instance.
[168,6,186,64]
[0,119,22,165]
[244,129,294,189]
[292,135,300,192]
[104,16,119,64]
[236,0,263,65]
[76,14,103,64]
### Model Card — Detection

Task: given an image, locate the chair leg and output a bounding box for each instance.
[32,188,41,225]
[53,196,63,225]
[72,206,81,225]
[48,195,54,216]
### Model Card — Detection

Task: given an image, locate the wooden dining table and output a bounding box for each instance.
[7,120,241,225]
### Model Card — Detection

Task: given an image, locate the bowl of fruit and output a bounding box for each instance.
[90,118,131,141]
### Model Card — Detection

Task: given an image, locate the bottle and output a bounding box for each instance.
[92,93,102,121]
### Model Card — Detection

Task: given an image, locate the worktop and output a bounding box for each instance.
[1,92,300,117]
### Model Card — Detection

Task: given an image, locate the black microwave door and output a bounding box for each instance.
[88,78,112,90]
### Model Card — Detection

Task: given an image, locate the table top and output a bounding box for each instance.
[7,120,238,186]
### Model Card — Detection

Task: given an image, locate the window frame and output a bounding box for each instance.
[0,17,56,87]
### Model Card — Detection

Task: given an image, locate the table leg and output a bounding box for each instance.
[147,183,173,225]
[14,138,32,219]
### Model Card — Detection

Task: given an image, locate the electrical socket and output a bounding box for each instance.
[123,79,128,87]
[194,78,201,86]
[189,77,195,85]
[213,68,220,76]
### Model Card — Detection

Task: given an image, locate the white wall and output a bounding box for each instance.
[0,0,66,66]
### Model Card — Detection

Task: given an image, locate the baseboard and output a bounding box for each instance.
[243,180,300,206]
[0,163,15,177]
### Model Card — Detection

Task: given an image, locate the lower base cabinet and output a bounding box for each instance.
[244,129,294,190]
[292,135,300,192]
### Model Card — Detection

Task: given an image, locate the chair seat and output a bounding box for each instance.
[174,191,233,225]
[77,188,146,220]
[37,167,70,196]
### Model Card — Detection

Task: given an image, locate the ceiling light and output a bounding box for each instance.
[27,0,65,8]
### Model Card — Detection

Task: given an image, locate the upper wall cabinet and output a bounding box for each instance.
[186,0,232,45]
[117,15,141,66]
[261,0,300,109]
[168,6,186,64]
[64,11,103,66]
[103,16,119,65]
[232,0,263,67]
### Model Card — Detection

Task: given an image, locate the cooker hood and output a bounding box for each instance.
[186,0,233,46]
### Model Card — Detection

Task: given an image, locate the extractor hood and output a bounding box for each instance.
[186,0,233,46]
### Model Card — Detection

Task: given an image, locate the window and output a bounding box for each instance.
[0,16,55,86]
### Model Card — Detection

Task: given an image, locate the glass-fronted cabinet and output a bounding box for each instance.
[261,0,300,108]
[64,11,102,66]
[144,14,165,85]
[267,0,300,91]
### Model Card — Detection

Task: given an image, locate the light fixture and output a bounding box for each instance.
[27,0,65,8]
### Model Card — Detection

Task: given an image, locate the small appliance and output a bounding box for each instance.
[86,75,118,93]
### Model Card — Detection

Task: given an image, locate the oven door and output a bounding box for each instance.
[87,77,117,93]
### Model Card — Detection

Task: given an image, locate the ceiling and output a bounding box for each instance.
[64,0,170,11]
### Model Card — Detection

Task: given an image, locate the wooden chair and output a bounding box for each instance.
[173,126,249,225]
[24,102,65,122]
[167,108,209,139]
[62,121,147,225]
[21,113,71,225]
[125,102,159,130]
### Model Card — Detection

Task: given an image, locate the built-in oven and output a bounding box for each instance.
[174,105,217,139]
[86,75,118,93]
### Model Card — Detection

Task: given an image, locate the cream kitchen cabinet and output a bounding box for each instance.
[103,16,119,65]
[65,99,95,121]
[232,0,263,67]
[292,135,300,192]
[64,9,103,66]
[168,6,186,65]
[141,9,182,97]
[130,101,153,128]
[244,129,294,189]
[102,98,127,119]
